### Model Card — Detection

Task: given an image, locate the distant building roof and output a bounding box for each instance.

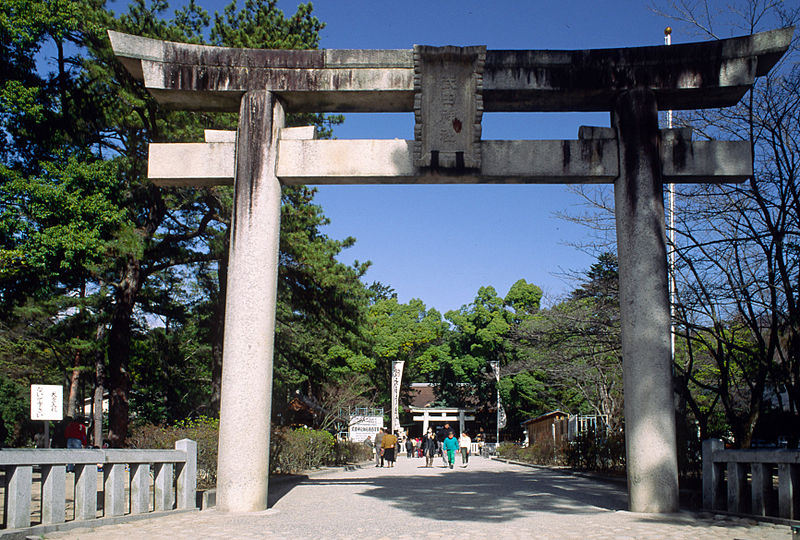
[521,410,569,426]
[409,383,436,408]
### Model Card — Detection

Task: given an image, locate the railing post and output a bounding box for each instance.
[4,465,32,529]
[175,439,197,510]
[727,462,747,513]
[751,463,772,517]
[74,463,98,521]
[154,462,175,511]
[130,463,151,514]
[702,438,724,510]
[41,464,66,524]
[779,463,799,519]
[104,463,126,517]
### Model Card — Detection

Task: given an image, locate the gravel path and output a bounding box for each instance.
[44,456,792,539]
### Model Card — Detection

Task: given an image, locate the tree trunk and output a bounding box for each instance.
[93,323,107,447]
[107,257,143,447]
[66,352,81,418]
[210,231,229,416]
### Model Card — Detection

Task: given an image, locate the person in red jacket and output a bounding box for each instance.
[64,417,87,448]
[64,417,87,473]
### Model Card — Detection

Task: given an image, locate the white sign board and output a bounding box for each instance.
[349,415,383,442]
[30,385,63,421]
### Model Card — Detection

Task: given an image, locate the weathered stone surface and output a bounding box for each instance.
[204,129,236,143]
[613,88,679,513]
[6,465,33,529]
[216,92,283,513]
[413,45,485,169]
[41,465,66,525]
[74,464,98,521]
[702,439,725,511]
[108,27,793,113]
[148,142,235,186]
[175,439,197,511]
[104,463,126,517]
[147,136,751,186]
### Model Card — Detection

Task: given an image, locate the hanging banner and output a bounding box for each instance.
[391,360,404,434]
[490,360,500,382]
[499,402,507,429]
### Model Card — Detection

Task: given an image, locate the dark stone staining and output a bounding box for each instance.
[164,42,324,69]
[481,34,775,112]
[452,118,462,133]
[561,140,571,172]
[233,91,274,247]
[672,136,689,171]
[615,88,662,216]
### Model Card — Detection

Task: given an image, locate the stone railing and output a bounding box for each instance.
[703,438,800,520]
[1,439,196,535]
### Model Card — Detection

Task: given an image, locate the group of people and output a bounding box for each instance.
[368,423,474,470]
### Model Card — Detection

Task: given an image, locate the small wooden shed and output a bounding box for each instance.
[522,410,569,446]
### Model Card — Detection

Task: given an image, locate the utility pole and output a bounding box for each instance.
[665,26,677,367]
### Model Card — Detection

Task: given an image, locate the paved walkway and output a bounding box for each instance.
[44,456,791,539]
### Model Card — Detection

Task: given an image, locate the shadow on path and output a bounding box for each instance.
[298,466,627,523]
[268,474,309,508]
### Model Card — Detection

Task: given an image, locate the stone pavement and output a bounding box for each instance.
[43,456,791,540]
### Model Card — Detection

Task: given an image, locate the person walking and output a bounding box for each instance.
[436,423,451,467]
[405,436,414,458]
[443,430,459,469]
[375,428,385,467]
[459,431,472,466]
[422,431,437,467]
[381,430,398,467]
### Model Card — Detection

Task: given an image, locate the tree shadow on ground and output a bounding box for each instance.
[268,474,308,508]
[299,466,628,523]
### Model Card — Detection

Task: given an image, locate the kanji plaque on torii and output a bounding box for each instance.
[413,45,485,170]
[109,26,793,515]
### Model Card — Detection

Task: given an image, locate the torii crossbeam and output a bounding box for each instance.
[109,27,793,514]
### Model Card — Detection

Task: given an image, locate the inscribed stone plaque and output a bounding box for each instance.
[414,45,485,170]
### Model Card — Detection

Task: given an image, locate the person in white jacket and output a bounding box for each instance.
[459,432,472,467]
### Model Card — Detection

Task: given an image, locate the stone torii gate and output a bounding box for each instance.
[109,27,792,514]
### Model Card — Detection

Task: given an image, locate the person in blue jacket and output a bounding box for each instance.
[442,430,460,469]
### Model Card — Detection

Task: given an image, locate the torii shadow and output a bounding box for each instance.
[273,466,627,522]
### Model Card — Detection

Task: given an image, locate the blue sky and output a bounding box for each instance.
[172,0,702,313]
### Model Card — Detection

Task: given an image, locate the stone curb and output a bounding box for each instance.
[0,509,198,540]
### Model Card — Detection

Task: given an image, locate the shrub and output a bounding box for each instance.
[270,426,334,473]
[129,420,375,484]
[564,429,625,473]
[129,416,219,489]
[497,440,565,466]
[0,375,26,446]
[334,438,373,464]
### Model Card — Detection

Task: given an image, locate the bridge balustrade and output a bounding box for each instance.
[1,439,196,535]
[703,438,800,520]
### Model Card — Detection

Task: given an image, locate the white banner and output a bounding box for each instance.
[349,415,383,442]
[30,384,63,421]
[391,360,404,434]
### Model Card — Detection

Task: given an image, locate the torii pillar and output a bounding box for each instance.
[216,91,284,511]
[614,88,677,511]
[108,27,793,514]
